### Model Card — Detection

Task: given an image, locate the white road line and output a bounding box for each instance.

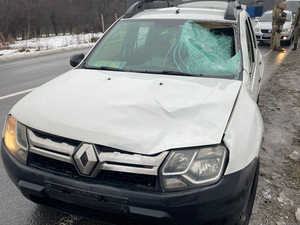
[0,88,35,100]
[263,49,273,58]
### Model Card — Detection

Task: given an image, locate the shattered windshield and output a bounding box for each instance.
[86,20,241,79]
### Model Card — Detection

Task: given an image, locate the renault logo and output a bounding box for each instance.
[73,143,98,176]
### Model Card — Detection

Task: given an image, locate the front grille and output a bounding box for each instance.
[261,29,271,33]
[30,196,156,225]
[28,153,158,190]
[27,128,166,190]
[97,170,156,188]
[28,153,78,176]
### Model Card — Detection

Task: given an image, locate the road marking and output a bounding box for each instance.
[263,49,273,58]
[0,88,35,100]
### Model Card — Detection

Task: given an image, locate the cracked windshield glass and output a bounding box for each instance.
[86,20,241,79]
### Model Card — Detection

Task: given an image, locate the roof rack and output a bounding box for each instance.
[124,0,242,21]
[224,0,242,20]
[124,0,175,18]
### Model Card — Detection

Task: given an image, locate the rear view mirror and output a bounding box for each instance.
[70,54,85,67]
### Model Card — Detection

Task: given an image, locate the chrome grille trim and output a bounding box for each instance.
[27,128,168,176]
[30,146,73,164]
[28,129,76,156]
[91,151,168,176]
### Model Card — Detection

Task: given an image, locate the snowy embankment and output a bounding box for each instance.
[0,33,103,62]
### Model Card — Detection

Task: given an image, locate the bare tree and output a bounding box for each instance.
[0,0,141,40]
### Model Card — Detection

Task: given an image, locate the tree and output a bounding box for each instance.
[50,11,58,36]
[19,0,40,39]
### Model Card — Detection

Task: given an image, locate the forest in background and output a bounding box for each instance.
[0,0,139,43]
[0,0,274,44]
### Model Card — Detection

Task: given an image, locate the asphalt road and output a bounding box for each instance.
[0,42,295,225]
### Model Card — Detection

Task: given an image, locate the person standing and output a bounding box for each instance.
[292,6,300,50]
[273,2,288,52]
[271,2,281,49]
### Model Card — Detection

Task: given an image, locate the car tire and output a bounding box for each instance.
[238,159,260,225]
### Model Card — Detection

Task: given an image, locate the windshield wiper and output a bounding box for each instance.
[161,70,203,77]
[83,63,124,72]
[138,70,203,77]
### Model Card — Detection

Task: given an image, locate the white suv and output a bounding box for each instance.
[2,1,264,225]
[254,10,294,45]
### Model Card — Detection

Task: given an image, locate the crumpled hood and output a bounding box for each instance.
[11,70,241,155]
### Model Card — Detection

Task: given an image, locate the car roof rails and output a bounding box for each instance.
[124,0,242,20]
[173,0,242,19]
[224,0,242,20]
[124,0,175,18]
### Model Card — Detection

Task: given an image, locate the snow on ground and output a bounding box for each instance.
[0,33,103,62]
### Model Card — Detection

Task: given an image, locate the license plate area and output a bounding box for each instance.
[45,182,129,215]
[263,33,271,38]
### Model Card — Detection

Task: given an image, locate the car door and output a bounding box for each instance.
[245,17,264,102]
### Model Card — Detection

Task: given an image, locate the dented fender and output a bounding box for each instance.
[224,74,264,175]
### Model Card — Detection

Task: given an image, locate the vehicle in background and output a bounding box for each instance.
[254,10,294,45]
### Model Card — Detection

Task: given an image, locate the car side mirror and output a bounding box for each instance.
[70,54,85,67]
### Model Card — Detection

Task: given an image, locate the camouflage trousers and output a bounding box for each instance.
[294,27,300,45]
[270,25,277,48]
[273,25,283,49]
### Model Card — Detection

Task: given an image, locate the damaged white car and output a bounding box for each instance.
[2,0,264,225]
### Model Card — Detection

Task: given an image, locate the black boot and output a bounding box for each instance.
[292,43,297,50]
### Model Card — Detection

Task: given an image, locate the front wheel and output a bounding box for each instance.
[238,159,260,225]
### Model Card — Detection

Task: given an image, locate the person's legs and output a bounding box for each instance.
[293,27,299,50]
[275,25,283,51]
[271,25,277,49]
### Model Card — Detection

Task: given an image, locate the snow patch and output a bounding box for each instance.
[0,33,103,62]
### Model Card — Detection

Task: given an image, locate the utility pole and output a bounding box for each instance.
[101,13,105,33]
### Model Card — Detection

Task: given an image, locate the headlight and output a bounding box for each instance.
[254,28,260,32]
[282,28,290,33]
[160,145,228,191]
[4,115,28,164]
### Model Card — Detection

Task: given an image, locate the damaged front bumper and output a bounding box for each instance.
[1,141,257,225]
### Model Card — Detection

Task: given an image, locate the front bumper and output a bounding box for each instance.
[1,140,258,225]
[255,31,293,41]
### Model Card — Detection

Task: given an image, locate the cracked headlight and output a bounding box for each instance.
[282,28,290,33]
[160,145,228,191]
[254,28,260,32]
[4,115,28,164]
